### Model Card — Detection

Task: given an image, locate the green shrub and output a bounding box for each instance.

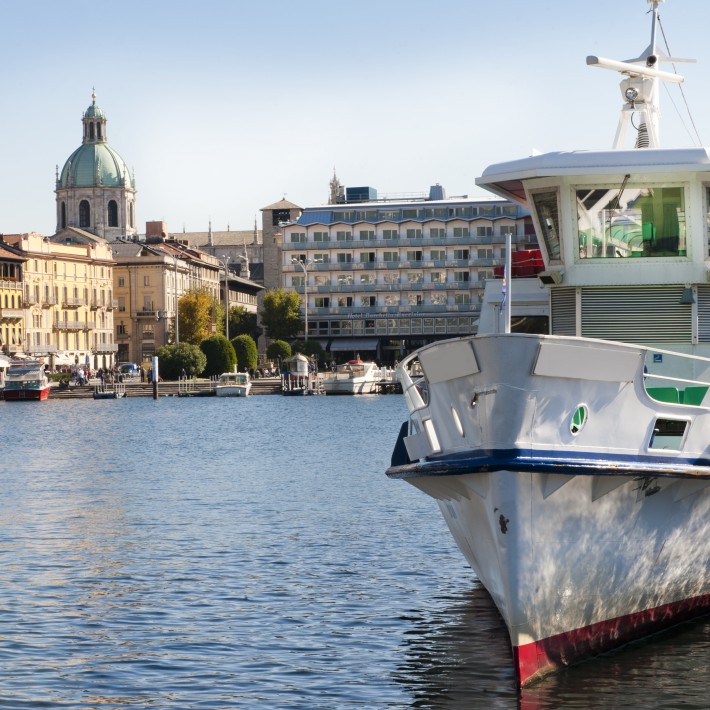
[200,335,237,378]
[266,340,291,363]
[231,334,258,372]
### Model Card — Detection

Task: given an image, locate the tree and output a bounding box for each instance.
[231,334,258,372]
[156,342,207,379]
[227,305,259,340]
[200,335,236,377]
[266,340,291,364]
[179,288,223,345]
[261,289,302,341]
[292,339,324,361]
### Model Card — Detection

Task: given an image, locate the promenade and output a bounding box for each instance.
[49,377,282,399]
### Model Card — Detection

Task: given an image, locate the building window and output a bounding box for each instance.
[500,225,517,236]
[453,227,470,238]
[108,200,118,227]
[360,274,375,284]
[383,251,399,262]
[406,250,423,262]
[383,272,399,284]
[430,227,446,238]
[383,229,398,240]
[477,248,494,259]
[336,253,352,263]
[361,296,377,307]
[290,232,306,243]
[430,249,445,261]
[336,231,352,241]
[292,276,305,287]
[359,252,375,263]
[406,229,422,239]
[430,271,444,283]
[118,277,125,287]
[337,274,353,285]
[407,272,424,284]
[454,249,470,260]
[313,253,329,264]
[61,202,67,229]
[408,294,423,305]
[385,294,399,306]
[79,200,91,228]
[476,226,493,237]
[454,271,470,282]
[455,293,472,304]
[359,230,375,240]
[313,231,329,242]
[314,297,330,307]
[144,276,150,286]
[337,296,353,307]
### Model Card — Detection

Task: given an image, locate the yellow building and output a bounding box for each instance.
[0,242,26,357]
[111,236,220,364]
[2,231,116,370]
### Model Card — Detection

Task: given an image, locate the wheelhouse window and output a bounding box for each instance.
[577,184,686,259]
[532,191,561,261]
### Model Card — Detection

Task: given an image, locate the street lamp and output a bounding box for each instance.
[291,257,315,342]
[219,256,231,341]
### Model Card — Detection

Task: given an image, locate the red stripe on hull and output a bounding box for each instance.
[514,593,710,686]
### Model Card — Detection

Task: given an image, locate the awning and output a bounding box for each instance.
[52,353,76,366]
[329,338,379,352]
[0,354,11,367]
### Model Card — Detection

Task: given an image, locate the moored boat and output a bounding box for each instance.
[281,353,324,395]
[320,358,392,395]
[3,359,51,401]
[386,0,710,686]
[214,371,251,397]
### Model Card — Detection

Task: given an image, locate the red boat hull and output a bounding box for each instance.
[3,387,51,401]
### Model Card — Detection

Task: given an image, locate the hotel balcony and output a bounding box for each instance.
[94,343,119,353]
[0,308,23,319]
[24,293,38,305]
[0,279,22,290]
[137,309,157,318]
[42,296,57,307]
[62,298,84,308]
[54,320,90,331]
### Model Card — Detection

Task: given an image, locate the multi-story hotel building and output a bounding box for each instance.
[1,231,116,369]
[278,184,534,363]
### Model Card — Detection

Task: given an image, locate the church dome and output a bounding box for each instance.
[58,143,133,188]
[84,98,105,119]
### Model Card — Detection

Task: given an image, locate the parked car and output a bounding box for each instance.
[118,363,140,378]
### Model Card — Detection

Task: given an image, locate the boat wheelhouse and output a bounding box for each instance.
[3,360,51,401]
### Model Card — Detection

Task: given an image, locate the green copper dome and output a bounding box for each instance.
[58,143,132,188]
[84,99,105,119]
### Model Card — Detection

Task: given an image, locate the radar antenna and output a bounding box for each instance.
[586,0,694,148]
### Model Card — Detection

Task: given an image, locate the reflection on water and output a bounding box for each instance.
[394,581,518,709]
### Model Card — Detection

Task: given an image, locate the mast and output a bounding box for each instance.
[586,0,691,149]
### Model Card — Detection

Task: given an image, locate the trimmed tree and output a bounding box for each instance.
[227,305,259,340]
[266,340,291,364]
[231,334,258,373]
[200,334,236,378]
[180,288,224,345]
[156,342,207,379]
[261,289,302,341]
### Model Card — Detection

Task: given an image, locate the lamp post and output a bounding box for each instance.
[219,256,231,341]
[291,257,314,342]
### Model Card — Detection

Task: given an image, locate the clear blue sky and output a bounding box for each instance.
[2,0,708,236]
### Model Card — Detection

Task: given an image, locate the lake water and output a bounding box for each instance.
[1,394,710,709]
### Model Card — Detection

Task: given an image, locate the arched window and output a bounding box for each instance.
[97,123,102,140]
[108,200,118,227]
[129,202,135,228]
[61,202,66,229]
[89,123,95,140]
[79,200,91,228]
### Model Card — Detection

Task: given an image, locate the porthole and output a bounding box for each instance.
[451,405,465,437]
[570,405,588,435]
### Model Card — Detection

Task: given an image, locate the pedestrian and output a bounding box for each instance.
[140,366,145,383]
[147,368,153,384]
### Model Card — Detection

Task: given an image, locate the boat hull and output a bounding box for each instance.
[3,387,50,401]
[388,332,710,685]
[215,385,250,397]
[402,466,710,686]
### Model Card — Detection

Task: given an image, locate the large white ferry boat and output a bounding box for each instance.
[387,0,710,686]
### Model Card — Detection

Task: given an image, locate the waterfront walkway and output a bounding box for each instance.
[49,377,282,399]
